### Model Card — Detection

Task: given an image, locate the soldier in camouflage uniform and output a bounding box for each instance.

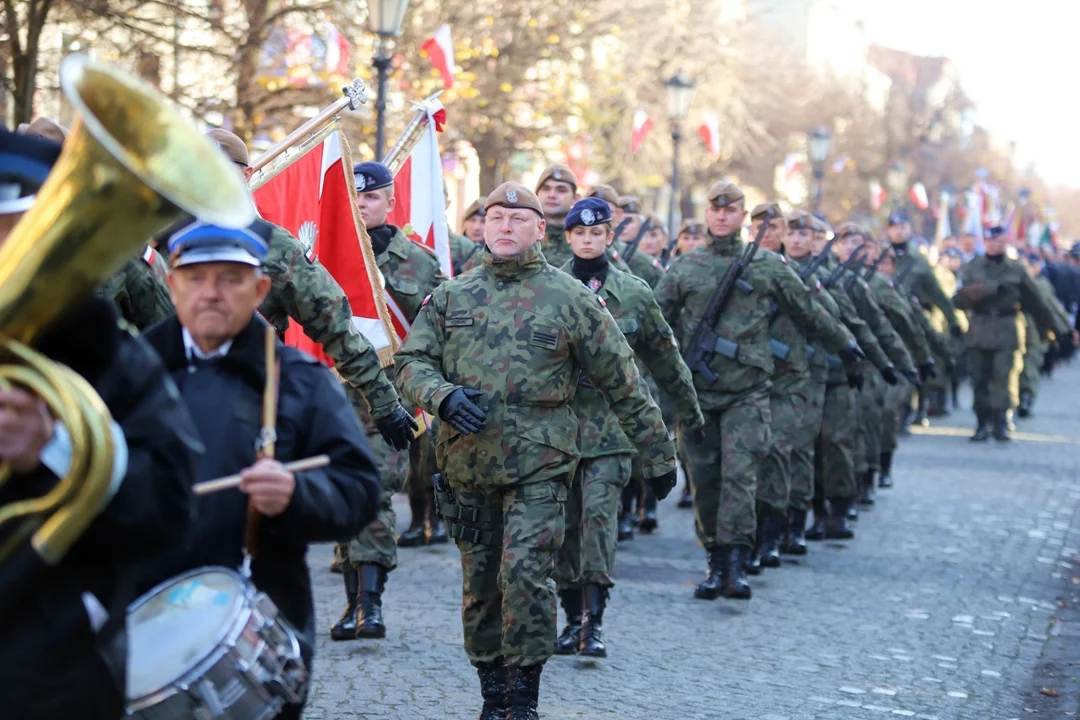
[888,211,963,336]
[550,198,703,659]
[395,183,676,720]
[654,181,864,601]
[589,184,665,288]
[453,196,487,274]
[954,225,1068,441]
[1017,252,1071,417]
[535,163,578,269]
[98,250,174,331]
[329,161,448,638]
[748,206,855,572]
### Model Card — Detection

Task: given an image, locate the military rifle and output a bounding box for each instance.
[843,246,872,292]
[766,236,838,361]
[620,216,653,264]
[681,215,772,384]
[611,217,633,243]
[822,245,866,289]
[864,245,893,280]
[891,255,918,292]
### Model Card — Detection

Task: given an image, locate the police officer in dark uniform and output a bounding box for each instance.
[142,221,381,719]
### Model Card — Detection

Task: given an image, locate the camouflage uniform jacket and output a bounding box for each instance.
[256,220,399,419]
[800,259,888,374]
[954,255,1068,351]
[770,289,855,393]
[558,261,704,458]
[820,258,911,371]
[541,220,574,270]
[654,233,855,410]
[791,256,868,384]
[891,243,960,328]
[867,272,933,367]
[614,241,665,288]
[376,226,447,323]
[450,231,482,276]
[394,242,676,488]
[98,254,174,331]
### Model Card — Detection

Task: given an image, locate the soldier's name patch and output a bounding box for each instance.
[445,315,474,327]
[529,326,561,350]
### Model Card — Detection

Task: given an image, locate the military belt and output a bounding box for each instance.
[434,473,503,547]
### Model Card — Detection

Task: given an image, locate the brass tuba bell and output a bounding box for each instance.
[0,55,254,578]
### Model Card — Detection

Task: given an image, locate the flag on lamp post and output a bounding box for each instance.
[869,179,885,212]
[697,112,720,155]
[909,182,929,211]
[421,24,456,90]
[631,109,653,152]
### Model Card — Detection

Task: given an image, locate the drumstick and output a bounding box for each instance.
[244,325,279,562]
[193,455,331,495]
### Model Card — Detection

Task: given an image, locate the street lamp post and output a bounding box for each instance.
[808,126,831,215]
[665,72,694,238]
[367,0,410,161]
[886,161,909,213]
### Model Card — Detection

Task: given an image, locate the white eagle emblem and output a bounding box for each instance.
[298,220,318,262]
[553,169,562,180]
[355,173,367,191]
[506,190,518,203]
[581,208,596,226]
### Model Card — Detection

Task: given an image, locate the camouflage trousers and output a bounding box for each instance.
[1020,340,1047,398]
[681,387,771,549]
[969,348,1022,415]
[554,454,632,589]
[789,379,826,512]
[453,479,567,668]
[757,378,807,514]
[881,377,914,454]
[335,431,409,571]
[817,383,857,500]
[854,373,885,475]
[405,420,440,520]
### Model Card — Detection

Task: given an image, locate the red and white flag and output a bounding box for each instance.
[421,24,455,90]
[869,179,885,212]
[631,109,653,152]
[253,127,402,364]
[909,181,929,210]
[387,100,453,278]
[697,112,720,155]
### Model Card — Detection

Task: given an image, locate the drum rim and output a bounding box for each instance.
[125,565,252,704]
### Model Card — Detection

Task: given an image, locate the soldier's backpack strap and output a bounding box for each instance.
[433,473,503,546]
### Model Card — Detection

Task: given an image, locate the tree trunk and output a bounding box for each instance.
[7,0,55,126]
[232,0,269,137]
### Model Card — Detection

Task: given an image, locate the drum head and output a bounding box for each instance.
[126,567,246,701]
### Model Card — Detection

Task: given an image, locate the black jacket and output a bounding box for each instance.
[141,314,380,660]
[0,298,201,719]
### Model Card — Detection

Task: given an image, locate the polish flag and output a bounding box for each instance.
[387,101,453,278]
[697,112,720,155]
[253,127,402,364]
[421,24,456,90]
[783,153,803,182]
[909,182,929,210]
[631,109,653,152]
[869,179,885,212]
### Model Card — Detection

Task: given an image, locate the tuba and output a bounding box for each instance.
[0,55,254,584]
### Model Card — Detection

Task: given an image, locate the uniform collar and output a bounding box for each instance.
[183,327,232,361]
[706,231,742,255]
[483,241,546,279]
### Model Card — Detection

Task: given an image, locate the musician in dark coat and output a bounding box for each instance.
[142,220,380,717]
[0,131,202,718]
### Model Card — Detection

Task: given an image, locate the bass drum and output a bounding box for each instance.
[125,567,308,719]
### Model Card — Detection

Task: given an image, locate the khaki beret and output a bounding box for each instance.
[750,202,783,221]
[786,210,815,230]
[462,197,487,222]
[811,216,832,234]
[644,213,667,233]
[618,195,642,214]
[586,184,620,205]
[206,128,250,166]
[486,182,543,216]
[17,117,68,144]
[833,221,866,238]
[535,163,578,192]
[706,180,745,207]
[678,219,707,236]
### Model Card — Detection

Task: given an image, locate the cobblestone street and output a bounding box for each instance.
[304,363,1080,720]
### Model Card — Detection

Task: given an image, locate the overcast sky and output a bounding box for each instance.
[847,0,1079,188]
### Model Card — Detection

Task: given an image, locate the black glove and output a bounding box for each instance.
[438,388,486,435]
[919,360,936,380]
[374,403,419,451]
[847,371,864,390]
[901,367,921,388]
[838,339,866,364]
[881,364,899,385]
[949,325,963,339]
[647,469,678,501]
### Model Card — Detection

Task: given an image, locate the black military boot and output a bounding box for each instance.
[616,513,634,542]
[935,388,951,417]
[329,567,360,640]
[723,546,752,600]
[506,664,543,720]
[993,410,1012,441]
[694,547,724,600]
[760,511,783,568]
[398,492,428,547]
[639,486,658,534]
[858,470,876,505]
[878,452,894,488]
[579,585,608,658]
[1017,391,1033,418]
[914,394,930,427]
[780,508,808,555]
[676,482,694,509]
[970,414,991,442]
[554,588,583,656]
[825,499,855,540]
[846,500,859,521]
[355,564,387,639]
[745,516,764,575]
[805,496,828,541]
[476,659,508,720]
